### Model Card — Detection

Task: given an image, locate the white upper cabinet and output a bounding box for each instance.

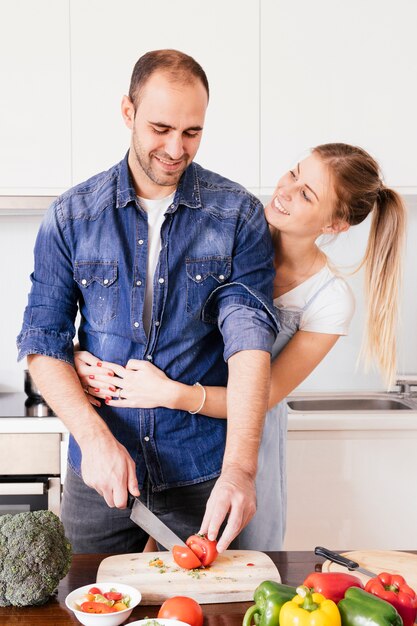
[260,0,417,194]
[0,1,71,195]
[70,0,260,190]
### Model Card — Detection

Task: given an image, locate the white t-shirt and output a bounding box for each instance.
[274,264,355,335]
[138,191,175,335]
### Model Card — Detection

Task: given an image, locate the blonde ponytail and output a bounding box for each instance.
[358,188,406,386]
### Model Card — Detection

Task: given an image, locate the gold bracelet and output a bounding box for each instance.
[188,381,207,414]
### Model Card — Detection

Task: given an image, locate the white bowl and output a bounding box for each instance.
[65,581,142,626]
[129,617,190,626]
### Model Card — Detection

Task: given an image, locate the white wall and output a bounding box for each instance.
[2,197,416,393]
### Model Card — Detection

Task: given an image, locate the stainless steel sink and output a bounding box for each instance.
[287,396,416,412]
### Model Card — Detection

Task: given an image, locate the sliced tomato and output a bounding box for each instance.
[186,533,218,566]
[158,595,204,626]
[172,544,202,569]
[80,601,116,614]
[88,586,102,595]
[104,591,123,601]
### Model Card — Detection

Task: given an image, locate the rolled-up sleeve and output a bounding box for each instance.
[202,198,279,361]
[16,200,78,364]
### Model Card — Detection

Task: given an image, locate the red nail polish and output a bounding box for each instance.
[105,396,111,401]
[89,374,95,379]
[107,371,114,376]
[105,398,109,404]
[109,386,116,392]
[94,388,100,393]
[97,361,102,367]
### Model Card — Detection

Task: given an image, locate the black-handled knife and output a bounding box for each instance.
[314,546,376,578]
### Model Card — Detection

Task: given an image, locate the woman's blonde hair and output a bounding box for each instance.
[313,143,406,387]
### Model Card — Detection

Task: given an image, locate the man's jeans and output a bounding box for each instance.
[61,465,217,554]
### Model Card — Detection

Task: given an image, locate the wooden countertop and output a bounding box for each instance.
[0,551,325,625]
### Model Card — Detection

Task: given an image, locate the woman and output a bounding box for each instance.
[75,143,406,549]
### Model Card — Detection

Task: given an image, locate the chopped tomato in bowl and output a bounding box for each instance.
[65,581,141,626]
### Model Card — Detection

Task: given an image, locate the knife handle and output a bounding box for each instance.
[315,546,360,570]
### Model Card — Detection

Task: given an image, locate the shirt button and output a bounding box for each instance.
[138,239,144,245]
[136,280,142,286]
[195,274,202,281]
[144,436,150,442]
[170,204,175,209]
[154,321,160,326]
[81,279,87,286]
[219,274,225,281]
[158,277,165,284]
[103,278,109,285]
[146,355,153,361]
[134,321,140,328]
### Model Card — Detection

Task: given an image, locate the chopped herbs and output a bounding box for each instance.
[187,569,207,579]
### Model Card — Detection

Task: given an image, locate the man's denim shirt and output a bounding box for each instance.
[17,154,279,491]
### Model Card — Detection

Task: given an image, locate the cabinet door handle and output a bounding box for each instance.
[0,482,45,495]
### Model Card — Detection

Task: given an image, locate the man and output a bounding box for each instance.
[17,49,278,553]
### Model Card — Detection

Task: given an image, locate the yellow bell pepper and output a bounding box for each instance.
[279,585,341,626]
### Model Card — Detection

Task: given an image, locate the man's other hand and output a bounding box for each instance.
[198,465,256,552]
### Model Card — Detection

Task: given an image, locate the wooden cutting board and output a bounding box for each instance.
[97,550,280,604]
[322,550,417,592]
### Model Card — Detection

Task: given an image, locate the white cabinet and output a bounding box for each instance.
[0,1,71,195]
[260,0,417,194]
[284,412,417,550]
[70,0,260,189]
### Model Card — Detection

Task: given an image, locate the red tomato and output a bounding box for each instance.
[172,545,202,570]
[104,591,123,601]
[88,586,102,595]
[186,534,218,567]
[80,601,116,614]
[158,596,204,626]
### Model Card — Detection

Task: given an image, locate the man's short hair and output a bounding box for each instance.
[128,49,209,108]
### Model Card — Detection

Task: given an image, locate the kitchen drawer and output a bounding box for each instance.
[1,433,60,475]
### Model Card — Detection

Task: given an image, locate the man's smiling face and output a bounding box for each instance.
[122,70,208,199]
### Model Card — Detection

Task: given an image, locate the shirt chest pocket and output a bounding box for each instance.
[74,260,118,327]
[186,256,232,319]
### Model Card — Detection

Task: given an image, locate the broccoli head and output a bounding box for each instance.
[0,509,72,606]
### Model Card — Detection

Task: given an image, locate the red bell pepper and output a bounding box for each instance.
[365,572,417,626]
[303,572,364,603]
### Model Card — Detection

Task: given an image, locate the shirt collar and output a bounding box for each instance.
[116,152,139,209]
[116,151,202,212]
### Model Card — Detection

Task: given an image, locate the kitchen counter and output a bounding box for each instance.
[287,391,417,430]
[0,416,67,433]
[0,550,336,625]
[3,389,417,434]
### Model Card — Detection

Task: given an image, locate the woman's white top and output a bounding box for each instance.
[275,264,355,337]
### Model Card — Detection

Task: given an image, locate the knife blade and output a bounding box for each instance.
[129,496,187,551]
[315,546,377,578]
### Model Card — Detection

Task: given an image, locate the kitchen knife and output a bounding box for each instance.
[129,496,187,551]
[315,546,377,578]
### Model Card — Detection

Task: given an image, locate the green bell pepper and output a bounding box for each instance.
[338,586,403,626]
[243,580,297,626]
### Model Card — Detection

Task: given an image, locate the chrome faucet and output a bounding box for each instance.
[395,375,417,396]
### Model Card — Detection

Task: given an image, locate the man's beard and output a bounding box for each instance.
[132,138,188,187]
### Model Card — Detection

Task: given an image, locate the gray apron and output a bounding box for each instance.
[235,277,336,550]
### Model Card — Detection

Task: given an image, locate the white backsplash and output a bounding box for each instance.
[1,198,416,392]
